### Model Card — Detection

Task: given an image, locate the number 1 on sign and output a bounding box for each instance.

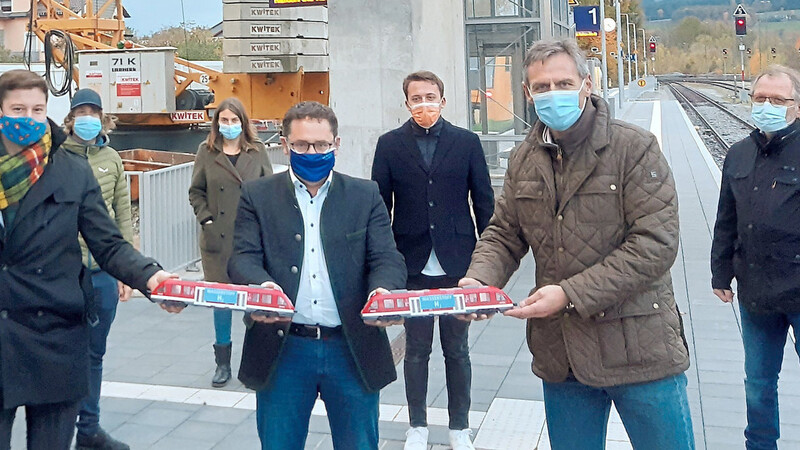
[588,7,597,24]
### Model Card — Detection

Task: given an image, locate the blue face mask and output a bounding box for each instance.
[219,123,243,140]
[530,79,587,132]
[73,115,103,141]
[0,116,47,146]
[290,149,335,183]
[751,101,790,133]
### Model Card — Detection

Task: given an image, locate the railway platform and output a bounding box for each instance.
[8,91,800,449]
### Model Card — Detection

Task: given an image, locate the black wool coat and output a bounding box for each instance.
[0,122,160,408]
[371,119,495,278]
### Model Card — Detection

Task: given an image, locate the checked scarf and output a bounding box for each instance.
[0,129,52,210]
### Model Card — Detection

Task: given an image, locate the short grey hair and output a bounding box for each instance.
[523,38,590,84]
[752,64,800,101]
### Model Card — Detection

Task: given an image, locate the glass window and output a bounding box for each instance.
[466,22,540,135]
[466,0,492,17]
[494,0,519,16]
[467,0,540,18]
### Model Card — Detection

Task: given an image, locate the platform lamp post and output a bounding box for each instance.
[621,13,633,84]
[599,0,609,103]
[615,1,624,108]
[641,28,649,76]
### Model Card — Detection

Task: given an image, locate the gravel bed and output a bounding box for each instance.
[669,84,756,170]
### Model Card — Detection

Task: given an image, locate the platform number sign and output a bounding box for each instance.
[574,6,601,37]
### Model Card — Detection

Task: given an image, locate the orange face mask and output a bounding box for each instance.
[409,102,442,129]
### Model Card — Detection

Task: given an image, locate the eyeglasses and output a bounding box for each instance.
[749,95,796,106]
[288,141,334,153]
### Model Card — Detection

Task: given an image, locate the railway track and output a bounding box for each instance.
[665,81,755,155]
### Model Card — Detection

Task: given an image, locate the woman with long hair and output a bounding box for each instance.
[189,98,273,387]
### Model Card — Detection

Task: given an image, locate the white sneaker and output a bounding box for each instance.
[449,428,475,450]
[404,427,429,450]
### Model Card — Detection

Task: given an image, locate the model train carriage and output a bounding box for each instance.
[151,279,295,317]
[361,286,514,322]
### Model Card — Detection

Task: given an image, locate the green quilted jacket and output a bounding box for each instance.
[62,134,134,271]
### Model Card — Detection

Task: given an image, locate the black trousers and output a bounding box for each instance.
[0,401,79,450]
[403,274,472,430]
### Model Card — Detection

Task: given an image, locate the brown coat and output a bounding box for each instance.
[189,140,273,282]
[466,96,688,387]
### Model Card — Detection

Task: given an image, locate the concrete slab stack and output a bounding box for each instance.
[221,0,329,74]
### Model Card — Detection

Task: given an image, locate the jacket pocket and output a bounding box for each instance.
[453,217,476,237]
[346,227,367,265]
[200,220,223,253]
[594,294,670,369]
[514,181,548,225]
[573,175,620,224]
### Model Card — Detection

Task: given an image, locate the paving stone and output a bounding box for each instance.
[166,419,236,443]
[190,405,255,425]
[99,397,154,415]
[150,437,216,450]
[108,422,173,447]
[128,406,195,428]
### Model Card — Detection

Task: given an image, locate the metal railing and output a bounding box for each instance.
[127,162,200,272]
[479,134,527,187]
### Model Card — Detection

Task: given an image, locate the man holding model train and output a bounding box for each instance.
[227,101,407,450]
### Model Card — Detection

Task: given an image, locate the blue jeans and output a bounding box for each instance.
[213,308,232,345]
[542,373,694,450]
[739,303,800,450]
[404,275,471,430]
[76,271,119,437]
[255,334,380,450]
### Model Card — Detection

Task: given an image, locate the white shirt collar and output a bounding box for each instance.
[289,168,333,195]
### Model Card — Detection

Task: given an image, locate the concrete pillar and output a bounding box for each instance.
[328,0,467,178]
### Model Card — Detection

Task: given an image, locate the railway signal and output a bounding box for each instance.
[771,47,777,58]
[747,48,752,58]
[722,48,728,57]
[649,42,656,53]
[735,17,747,36]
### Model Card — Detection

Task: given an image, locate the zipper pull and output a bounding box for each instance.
[772,180,777,189]
[557,148,563,171]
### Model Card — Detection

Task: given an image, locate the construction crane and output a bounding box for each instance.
[29,0,329,150]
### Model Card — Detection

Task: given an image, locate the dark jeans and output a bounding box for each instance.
[76,271,119,437]
[255,334,380,450]
[542,373,695,449]
[0,401,79,450]
[739,303,800,450]
[404,274,471,430]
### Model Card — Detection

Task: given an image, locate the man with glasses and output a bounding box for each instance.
[460,38,694,449]
[228,101,407,449]
[711,64,800,450]
[371,71,494,450]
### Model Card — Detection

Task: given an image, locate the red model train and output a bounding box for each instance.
[151,279,295,317]
[361,286,514,322]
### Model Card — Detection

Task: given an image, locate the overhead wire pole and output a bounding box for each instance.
[600,0,609,102]
[615,1,624,109]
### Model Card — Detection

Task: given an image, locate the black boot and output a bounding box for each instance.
[76,427,130,450]
[212,343,232,388]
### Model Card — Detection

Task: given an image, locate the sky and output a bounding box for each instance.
[124,0,222,36]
